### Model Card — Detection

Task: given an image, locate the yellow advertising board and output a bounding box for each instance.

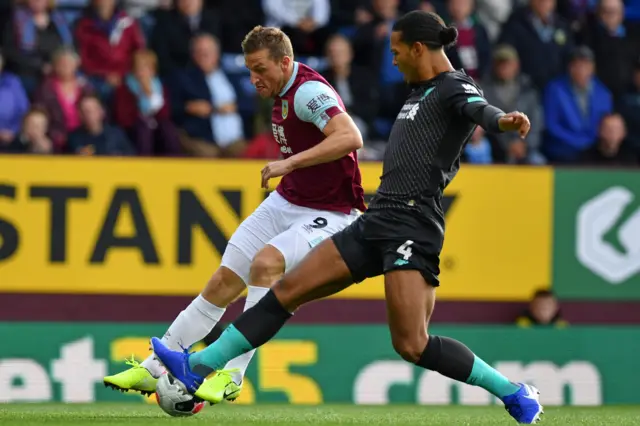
[0,157,551,300]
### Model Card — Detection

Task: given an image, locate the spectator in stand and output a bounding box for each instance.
[555,0,596,33]
[124,0,172,37]
[68,94,135,155]
[625,0,640,21]
[353,0,407,124]
[329,0,358,28]
[322,34,379,141]
[618,61,640,156]
[481,45,545,164]
[499,0,574,91]
[463,126,493,164]
[114,49,181,156]
[445,0,491,80]
[475,0,514,41]
[125,0,170,21]
[151,0,221,76]
[581,0,640,99]
[34,47,93,153]
[75,0,145,102]
[262,0,331,56]
[0,108,52,154]
[581,113,638,165]
[0,50,30,150]
[242,99,281,159]
[542,46,612,163]
[415,0,440,12]
[169,34,245,157]
[516,289,568,328]
[2,0,73,95]
[0,0,11,43]
[216,0,265,53]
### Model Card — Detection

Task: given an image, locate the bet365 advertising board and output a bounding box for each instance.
[1,157,639,300]
[0,323,635,405]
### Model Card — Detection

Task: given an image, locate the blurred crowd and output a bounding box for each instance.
[0,0,639,166]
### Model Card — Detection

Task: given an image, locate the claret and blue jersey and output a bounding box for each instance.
[270,61,366,214]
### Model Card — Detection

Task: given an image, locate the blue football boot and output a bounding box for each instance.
[150,337,205,394]
[501,383,544,424]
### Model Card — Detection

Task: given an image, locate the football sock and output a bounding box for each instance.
[189,290,292,376]
[141,295,225,378]
[467,355,521,398]
[223,286,270,384]
[417,335,520,398]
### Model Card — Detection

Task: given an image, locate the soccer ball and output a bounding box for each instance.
[155,373,206,417]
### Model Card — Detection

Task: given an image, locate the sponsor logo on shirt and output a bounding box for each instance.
[306,93,334,114]
[462,83,480,95]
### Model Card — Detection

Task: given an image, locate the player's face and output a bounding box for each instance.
[245,49,290,99]
[390,31,422,83]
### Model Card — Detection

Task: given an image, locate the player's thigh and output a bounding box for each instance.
[269,208,356,273]
[380,211,444,288]
[288,209,382,285]
[384,270,436,363]
[374,210,443,362]
[272,237,355,311]
[220,194,283,284]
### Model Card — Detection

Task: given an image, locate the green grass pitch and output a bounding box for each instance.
[1,404,640,425]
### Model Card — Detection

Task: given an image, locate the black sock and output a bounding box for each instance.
[416,335,474,382]
[234,289,292,347]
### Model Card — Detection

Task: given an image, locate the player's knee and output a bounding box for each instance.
[271,277,299,311]
[391,335,427,364]
[250,246,285,287]
[201,267,246,307]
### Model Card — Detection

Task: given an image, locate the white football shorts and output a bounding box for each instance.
[220,191,360,284]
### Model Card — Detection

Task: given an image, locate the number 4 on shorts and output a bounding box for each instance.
[397,240,414,261]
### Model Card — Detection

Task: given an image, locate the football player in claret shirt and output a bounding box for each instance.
[104,26,365,403]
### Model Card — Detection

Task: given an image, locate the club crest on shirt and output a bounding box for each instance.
[282,100,288,119]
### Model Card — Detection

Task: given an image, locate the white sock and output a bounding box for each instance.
[223,286,270,384]
[141,295,226,378]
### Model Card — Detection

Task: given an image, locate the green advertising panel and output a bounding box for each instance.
[0,322,637,406]
[553,169,640,299]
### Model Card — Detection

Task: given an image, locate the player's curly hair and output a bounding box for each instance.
[392,11,458,50]
[241,26,294,61]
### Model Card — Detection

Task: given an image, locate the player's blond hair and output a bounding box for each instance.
[241,26,294,61]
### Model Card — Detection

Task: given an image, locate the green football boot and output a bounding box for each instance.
[103,357,158,396]
[194,369,242,405]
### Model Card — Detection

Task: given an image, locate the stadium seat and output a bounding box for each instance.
[297,56,329,73]
[337,26,357,38]
[221,53,249,75]
[138,14,156,40]
[58,7,83,26]
[373,118,393,139]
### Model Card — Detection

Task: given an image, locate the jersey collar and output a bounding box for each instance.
[410,70,464,89]
[279,61,299,97]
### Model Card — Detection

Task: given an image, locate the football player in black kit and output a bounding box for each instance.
[152,10,544,424]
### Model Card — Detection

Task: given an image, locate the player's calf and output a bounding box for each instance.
[385,270,541,422]
[415,335,543,423]
[220,246,286,386]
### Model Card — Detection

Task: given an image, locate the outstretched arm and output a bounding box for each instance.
[441,78,530,138]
